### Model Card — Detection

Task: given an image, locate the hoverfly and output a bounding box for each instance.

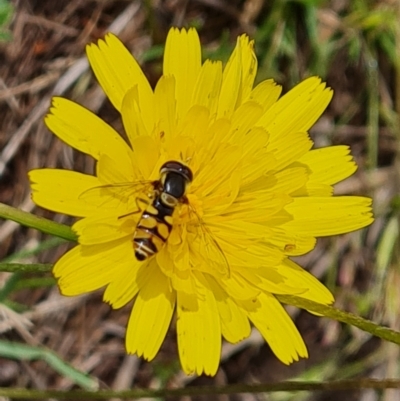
[132,161,192,261]
[82,160,229,275]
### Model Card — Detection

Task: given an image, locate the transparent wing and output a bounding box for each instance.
[186,204,230,278]
[79,180,156,212]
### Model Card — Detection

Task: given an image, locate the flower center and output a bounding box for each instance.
[178,193,204,223]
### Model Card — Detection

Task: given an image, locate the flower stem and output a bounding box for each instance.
[0,203,77,242]
[276,295,400,345]
[1,379,400,399]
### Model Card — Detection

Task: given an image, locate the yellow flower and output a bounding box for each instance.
[29,28,373,375]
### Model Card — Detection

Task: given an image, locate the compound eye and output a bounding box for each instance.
[183,166,193,182]
[160,161,193,183]
[160,161,180,173]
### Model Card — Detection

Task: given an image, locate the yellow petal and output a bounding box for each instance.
[194,145,241,201]
[217,37,242,119]
[192,60,222,116]
[121,85,152,144]
[76,181,142,217]
[219,192,291,223]
[45,97,132,172]
[299,145,357,185]
[215,292,251,343]
[180,105,210,145]
[103,259,142,309]
[220,272,261,301]
[96,153,137,185]
[154,75,177,138]
[268,131,313,172]
[220,298,251,343]
[218,35,257,119]
[185,228,230,278]
[246,292,308,364]
[193,118,231,171]
[291,183,333,197]
[54,240,133,295]
[163,28,201,120]
[236,35,258,102]
[73,213,134,245]
[284,196,374,236]
[277,259,334,305]
[193,137,233,195]
[86,33,154,132]
[224,239,285,269]
[241,267,307,296]
[177,272,221,375]
[157,246,196,298]
[230,101,264,144]
[29,169,99,217]
[249,79,282,112]
[129,135,160,180]
[258,77,333,137]
[204,271,250,344]
[266,226,316,256]
[239,127,273,185]
[265,167,309,195]
[126,263,175,360]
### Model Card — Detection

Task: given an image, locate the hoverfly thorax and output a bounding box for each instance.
[159,161,193,207]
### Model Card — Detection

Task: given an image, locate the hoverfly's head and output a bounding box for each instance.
[159,161,193,205]
[160,161,193,185]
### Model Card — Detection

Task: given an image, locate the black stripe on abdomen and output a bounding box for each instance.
[133,196,174,261]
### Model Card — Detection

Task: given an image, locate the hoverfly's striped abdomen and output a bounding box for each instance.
[134,197,174,261]
[133,161,193,261]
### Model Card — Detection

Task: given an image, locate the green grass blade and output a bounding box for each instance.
[0,340,98,390]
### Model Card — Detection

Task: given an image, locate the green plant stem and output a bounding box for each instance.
[276,295,400,345]
[0,202,77,241]
[1,379,400,399]
[0,263,52,273]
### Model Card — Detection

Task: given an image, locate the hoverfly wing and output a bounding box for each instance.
[187,204,230,278]
[79,180,156,212]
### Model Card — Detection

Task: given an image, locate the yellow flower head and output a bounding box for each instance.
[29,28,373,375]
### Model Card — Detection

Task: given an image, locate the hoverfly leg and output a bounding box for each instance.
[118,195,150,220]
